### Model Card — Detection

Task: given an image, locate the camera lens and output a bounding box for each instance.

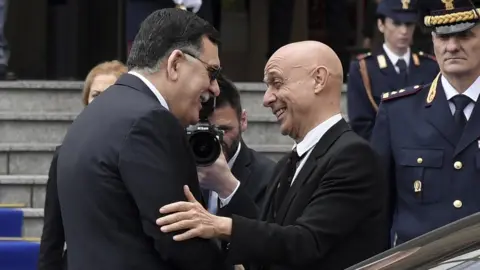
[189,132,221,166]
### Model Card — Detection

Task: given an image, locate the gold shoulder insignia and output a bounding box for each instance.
[418,51,437,62]
[377,55,387,69]
[356,52,372,60]
[381,85,423,102]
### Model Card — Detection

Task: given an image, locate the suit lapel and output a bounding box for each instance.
[424,75,459,147]
[274,158,316,224]
[454,99,480,156]
[261,156,288,221]
[230,142,252,184]
[274,119,351,224]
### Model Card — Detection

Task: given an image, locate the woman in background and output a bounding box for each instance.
[38,60,127,270]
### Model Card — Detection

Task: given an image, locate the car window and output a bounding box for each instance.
[426,247,480,270]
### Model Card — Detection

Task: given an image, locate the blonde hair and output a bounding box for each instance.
[82,60,128,106]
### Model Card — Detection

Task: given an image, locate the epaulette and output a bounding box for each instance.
[356,52,372,60]
[381,85,424,102]
[417,51,437,61]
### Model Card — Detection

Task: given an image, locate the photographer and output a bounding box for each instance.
[56,9,229,270]
[190,73,275,215]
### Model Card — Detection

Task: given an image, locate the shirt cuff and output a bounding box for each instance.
[218,181,240,208]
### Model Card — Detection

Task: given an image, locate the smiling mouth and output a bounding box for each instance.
[274,108,286,119]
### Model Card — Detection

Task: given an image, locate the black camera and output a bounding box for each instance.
[186,97,224,166]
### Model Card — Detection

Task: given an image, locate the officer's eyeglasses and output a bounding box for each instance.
[182,51,222,82]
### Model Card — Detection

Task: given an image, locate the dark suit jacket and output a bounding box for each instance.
[207,142,275,215]
[223,119,390,270]
[38,146,68,270]
[56,74,227,270]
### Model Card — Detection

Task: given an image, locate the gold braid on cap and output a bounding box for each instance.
[424,8,480,26]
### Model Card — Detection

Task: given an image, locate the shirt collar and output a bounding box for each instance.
[227,143,241,169]
[441,75,480,102]
[128,71,170,110]
[383,43,411,68]
[294,114,343,157]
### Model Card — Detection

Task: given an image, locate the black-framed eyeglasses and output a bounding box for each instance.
[182,51,222,82]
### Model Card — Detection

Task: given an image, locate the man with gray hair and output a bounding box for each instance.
[56,8,229,270]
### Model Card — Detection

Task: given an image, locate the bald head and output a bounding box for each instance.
[267,41,343,90]
[263,41,343,142]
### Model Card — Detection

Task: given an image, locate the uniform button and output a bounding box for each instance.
[417,158,423,164]
[453,200,463,208]
[454,161,463,170]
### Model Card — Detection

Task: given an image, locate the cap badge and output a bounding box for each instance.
[402,0,410,9]
[441,0,455,10]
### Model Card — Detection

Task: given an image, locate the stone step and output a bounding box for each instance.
[0,81,347,117]
[0,143,57,175]
[0,112,295,145]
[0,175,46,208]
[0,143,290,175]
[0,81,84,114]
[22,208,44,238]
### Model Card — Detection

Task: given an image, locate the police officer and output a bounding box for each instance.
[347,0,439,140]
[371,0,480,246]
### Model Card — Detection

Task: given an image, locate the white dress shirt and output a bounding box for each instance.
[128,71,170,110]
[383,43,411,74]
[441,75,480,120]
[291,114,343,185]
[208,143,242,213]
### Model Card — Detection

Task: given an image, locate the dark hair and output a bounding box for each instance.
[215,73,242,119]
[127,8,220,71]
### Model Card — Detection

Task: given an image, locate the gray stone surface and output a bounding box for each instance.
[0,175,47,208]
[22,208,44,238]
[0,112,295,146]
[0,143,286,175]
[0,143,56,175]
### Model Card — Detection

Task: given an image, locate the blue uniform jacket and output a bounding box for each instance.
[370,75,480,245]
[347,49,439,140]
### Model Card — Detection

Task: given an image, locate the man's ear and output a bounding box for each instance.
[166,50,183,81]
[313,66,329,94]
[240,109,248,132]
[377,18,385,34]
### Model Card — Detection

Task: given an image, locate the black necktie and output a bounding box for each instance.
[274,149,302,213]
[451,94,472,129]
[396,59,408,84]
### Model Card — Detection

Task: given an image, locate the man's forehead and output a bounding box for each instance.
[201,38,221,66]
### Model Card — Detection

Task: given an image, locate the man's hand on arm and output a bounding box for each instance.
[157,185,233,241]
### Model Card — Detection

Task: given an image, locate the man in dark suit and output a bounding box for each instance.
[156,41,390,270]
[38,146,67,270]
[202,74,275,215]
[56,9,230,270]
[371,0,480,246]
[346,0,439,141]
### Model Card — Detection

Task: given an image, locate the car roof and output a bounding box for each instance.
[347,213,480,270]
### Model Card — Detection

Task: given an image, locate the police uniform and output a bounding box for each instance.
[346,0,440,140]
[371,0,480,246]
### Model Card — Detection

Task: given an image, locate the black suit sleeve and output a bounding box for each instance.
[226,142,384,267]
[38,148,65,270]
[118,109,227,270]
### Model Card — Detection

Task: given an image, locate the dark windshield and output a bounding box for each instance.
[347,213,480,270]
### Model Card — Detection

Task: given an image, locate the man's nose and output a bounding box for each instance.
[210,80,220,97]
[399,24,408,34]
[445,36,461,52]
[263,88,275,107]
